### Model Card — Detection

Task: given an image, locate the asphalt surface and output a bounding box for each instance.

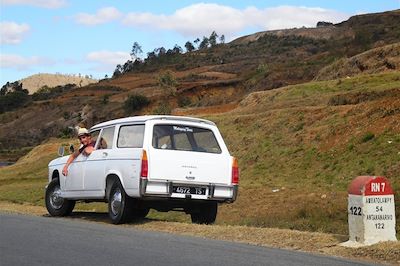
[0,212,376,266]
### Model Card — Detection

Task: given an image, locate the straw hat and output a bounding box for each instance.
[77,127,90,136]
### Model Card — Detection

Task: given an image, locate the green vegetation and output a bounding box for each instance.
[152,103,172,115]
[158,71,178,96]
[0,91,30,113]
[123,94,150,114]
[207,72,400,234]
[32,83,76,101]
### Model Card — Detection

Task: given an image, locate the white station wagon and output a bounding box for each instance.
[45,115,239,224]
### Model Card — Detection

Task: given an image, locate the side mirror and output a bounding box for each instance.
[69,144,75,154]
[57,146,65,157]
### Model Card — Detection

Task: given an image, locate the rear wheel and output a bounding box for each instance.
[108,180,132,224]
[45,178,75,216]
[190,202,218,224]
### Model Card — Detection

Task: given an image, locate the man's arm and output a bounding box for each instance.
[62,150,79,176]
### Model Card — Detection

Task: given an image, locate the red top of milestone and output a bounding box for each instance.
[348,176,394,196]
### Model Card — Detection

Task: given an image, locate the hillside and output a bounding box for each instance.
[20,73,98,94]
[1,72,399,237]
[315,43,400,80]
[1,10,400,159]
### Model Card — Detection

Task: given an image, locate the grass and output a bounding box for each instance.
[209,72,400,235]
[0,72,399,237]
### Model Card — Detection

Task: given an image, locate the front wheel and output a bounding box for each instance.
[108,180,132,224]
[45,178,75,216]
[190,202,218,224]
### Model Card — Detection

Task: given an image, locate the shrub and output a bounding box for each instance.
[360,132,375,143]
[59,127,74,138]
[177,96,191,107]
[102,94,111,105]
[152,103,171,115]
[124,94,150,114]
[0,91,30,113]
[158,71,178,96]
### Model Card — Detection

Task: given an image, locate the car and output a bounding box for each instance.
[45,115,239,224]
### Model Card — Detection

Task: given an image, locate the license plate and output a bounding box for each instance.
[172,186,206,195]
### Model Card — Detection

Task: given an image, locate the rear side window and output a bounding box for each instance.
[118,125,145,148]
[152,124,221,154]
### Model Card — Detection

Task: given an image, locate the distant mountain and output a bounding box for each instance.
[20,73,98,94]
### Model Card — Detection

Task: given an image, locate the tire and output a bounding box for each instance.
[131,208,150,220]
[108,179,132,224]
[190,202,218,224]
[45,178,75,217]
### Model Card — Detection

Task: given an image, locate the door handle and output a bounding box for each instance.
[102,152,108,157]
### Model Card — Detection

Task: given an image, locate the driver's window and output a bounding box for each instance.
[90,130,100,145]
[97,127,115,150]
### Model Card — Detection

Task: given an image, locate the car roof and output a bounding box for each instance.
[90,115,216,130]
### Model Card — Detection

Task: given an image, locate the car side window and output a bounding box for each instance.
[97,126,115,150]
[90,130,100,145]
[117,125,145,148]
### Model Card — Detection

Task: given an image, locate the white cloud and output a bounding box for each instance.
[1,0,66,9]
[122,3,349,38]
[0,54,54,70]
[123,3,245,37]
[245,6,348,30]
[86,50,130,71]
[0,21,30,45]
[75,7,122,26]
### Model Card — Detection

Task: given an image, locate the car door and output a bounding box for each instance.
[64,130,100,192]
[84,126,115,193]
[64,154,87,191]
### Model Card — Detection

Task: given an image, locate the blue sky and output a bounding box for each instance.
[1,0,399,86]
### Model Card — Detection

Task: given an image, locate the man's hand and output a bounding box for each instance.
[62,165,68,176]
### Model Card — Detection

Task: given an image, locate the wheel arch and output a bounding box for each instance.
[52,170,60,180]
[105,174,122,201]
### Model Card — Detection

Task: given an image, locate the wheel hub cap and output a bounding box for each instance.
[50,186,64,210]
[111,188,122,215]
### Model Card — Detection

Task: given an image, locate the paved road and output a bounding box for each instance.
[0,213,374,266]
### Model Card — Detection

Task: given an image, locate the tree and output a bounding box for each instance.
[113,64,123,77]
[1,81,26,95]
[184,41,195,52]
[130,42,143,60]
[123,60,134,73]
[158,71,178,96]
[194,38,200,48]
[219,34,225,44]
[199,36,209,50]
[155,47,166,57]
[147,51,156,60]
[209,31,218,47]
[172,44,182,54]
